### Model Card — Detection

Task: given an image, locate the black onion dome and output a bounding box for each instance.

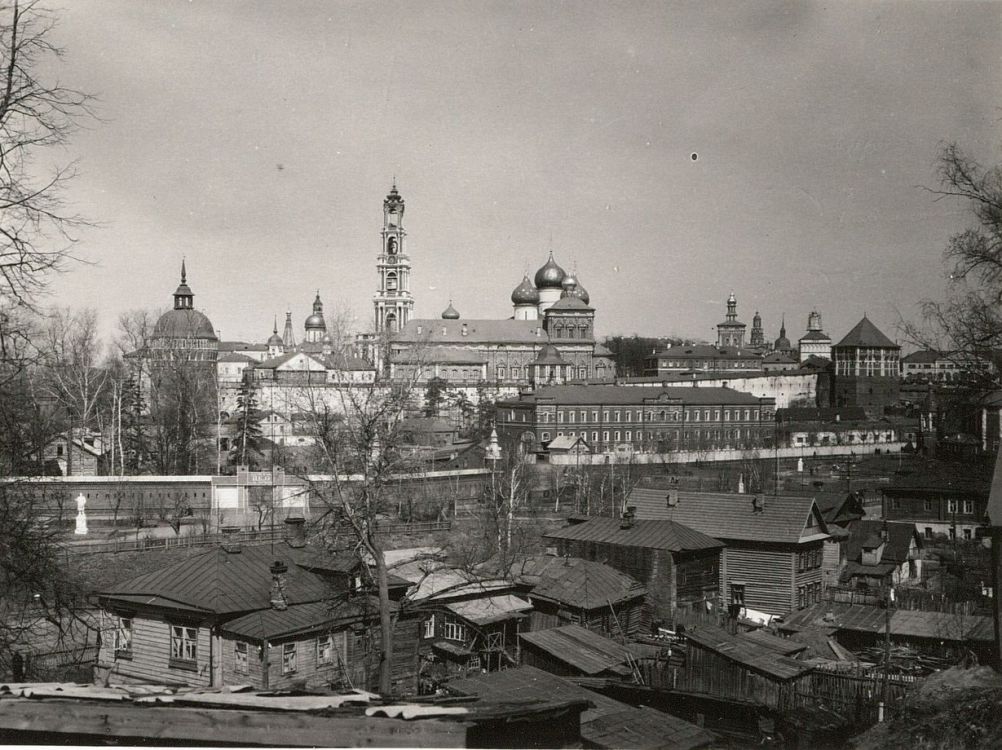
[534,252,566,289]
[441,302,460,319]
[511,275,540,305]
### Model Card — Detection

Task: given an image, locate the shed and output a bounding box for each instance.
[518,623,638,679]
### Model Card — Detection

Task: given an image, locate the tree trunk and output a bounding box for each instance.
[372,541,394,694]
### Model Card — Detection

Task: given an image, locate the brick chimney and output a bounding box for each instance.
[620,506,636,529]
[752,494,765,513]
[269,560,289,611]
[284,516,306,547]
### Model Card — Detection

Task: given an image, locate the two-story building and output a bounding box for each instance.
[628,489,830,616]
[881,460,992,540]
[496,384,776,455]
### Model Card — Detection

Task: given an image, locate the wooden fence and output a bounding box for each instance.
[62,520,452,555]
[824,584,985,615]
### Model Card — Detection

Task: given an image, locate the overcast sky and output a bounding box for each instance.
[42,0,1002,348]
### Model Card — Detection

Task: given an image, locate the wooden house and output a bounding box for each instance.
[543,516,723,625]
[628,489,830,616]
[505,554,648,639]
[840,520,922,589]
[679,625,814,711]
[41,432,107,476]
[389,561,532,680]
[94,543,421,694]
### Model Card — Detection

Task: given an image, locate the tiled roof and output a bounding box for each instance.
[447,666,715,749]
[684,625,814,681]
[445,594,532,625]
[834,316,898,349]
[512,555,646,610]
[504,384,767,406]
[544,517,723,553]
[395,319,547,345]
[98,545,329,615]
[843,521,918,565]
[628,489,827,544]
[519,624,634,676]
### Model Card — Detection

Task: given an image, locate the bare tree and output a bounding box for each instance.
[0,1,95,304]
[38,307,109,433]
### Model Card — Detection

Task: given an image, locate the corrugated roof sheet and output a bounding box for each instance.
[684,625,814,681]
[446,595,532,625]
[518,624,635,676]
[447,665,715,749]
[544,517,723,553]
[514,555,647,610]
[628,489,827,544]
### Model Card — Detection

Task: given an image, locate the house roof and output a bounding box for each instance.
[885,460,992,496]
[518,624,635,676]
[391,563,512,602]
[512,555,647,610]
[798,330,832,342]
[654,344,760,361]
[843,521,918,566]
[544,517,723,553]
[217,352,257,364]
[741,629,809,657]
[546,435,591,451]
[445,594,532,625]
[393,347,487,364]
[901,350,943,364]
[684,625,814,681]
[98,545,329,615]
[502,384,766,407]
[834,316,899,349]
[220,596,393,642]
[627,489,828,545]
[446,666,715,750]
[780,603,994,643]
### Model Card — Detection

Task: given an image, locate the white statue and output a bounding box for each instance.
[737,474,745,494]
[74,493,88,535]
[797,457,804,473]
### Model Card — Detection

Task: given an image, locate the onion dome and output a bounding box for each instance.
[321,332,333,344]
[305,291,327,331]
[441,301,460,319]
[560,274,590,304]
[511,275,540,305]
[534,252,566,289]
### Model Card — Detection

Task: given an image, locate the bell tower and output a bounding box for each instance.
[374,183,414,334]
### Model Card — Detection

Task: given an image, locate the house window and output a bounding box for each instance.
[963,500,974,515]
[923,499,932,512]
[541,432,550,442]
[424,615,436,639]
[592,431,598,441]
[731,584,745,605]
[318,635,333,665]
[614,431,621,441]
[170,625,197,668]
[114,617,133,658]
[947,499,958,514]
[443,619,467,642]
[234,641,248,673]
[468,654,482,670]
[282,643,297,674]
[797,586,806,609]
[924,527,933,539]
[603,431,609,442]
[963,528,973,540]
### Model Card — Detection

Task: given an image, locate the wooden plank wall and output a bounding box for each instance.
[721,546,796,615]
[99,612,212,687]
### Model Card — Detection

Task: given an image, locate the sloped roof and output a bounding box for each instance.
[547,296,594,312]
[504,384,766,406]
[447,666,715,749]
[513,555,646,610]
[217,352,257,364]
[684,625,814,681]
[546,435,591,451]
[742,629,808,657]
[885,460,991,496]
[901,350,943,364]
[798,330,832,342]
[519,624,635,676]
[98,545,329,615]
[843,521,918,565]
[654,344,759,361]
[446,594,532,625]
[780,602,994,643]
[628,489,828,544]
[221,596,393,642]
[834,316,898,349]
[544,517,723,553]
[395,318,546,345]
[393,347,487,364]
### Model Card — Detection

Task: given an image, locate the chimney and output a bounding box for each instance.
[620,506,636,529]
[461,323,468,336]
[269,560,289,611]
[666,489,679,508]
[284,516,306,547]
[752,494,764,513]
[880,520,889,543]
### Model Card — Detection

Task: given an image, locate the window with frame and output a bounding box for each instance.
[317,635,333,665]
[282,642,297,674]
[963,500,974,515]
[731,583,745,605]
[234,641,249,673]
[947,499,958,514]
[963,528,973,540]
[797,586,806,609]
[468,654,482,670]
[114,616,133,658]
[923,499,932,512]
[424,614,436,639]
[170,625,197,668]
[443,618,467,642]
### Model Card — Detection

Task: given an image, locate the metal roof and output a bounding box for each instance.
[514,555,647,610]
[221,596,394,642]
[843,521,918,566]
[779,603,995,643]
[628,489,827,545]
[445,595,532,626]
[518,624,635,676]
[446,666,715,749]
[501,384,767,406]
[544,517,723,553]
[833,316,898,349]
[742,629,808,657]
[395,318,548,345]
[684,625,814,681]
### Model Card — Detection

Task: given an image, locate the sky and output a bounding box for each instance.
[36,0,1002,348]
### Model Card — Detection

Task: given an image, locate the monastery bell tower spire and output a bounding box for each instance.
[374,183,414,334]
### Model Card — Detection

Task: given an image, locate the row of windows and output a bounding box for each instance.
[797,547,823,572]
[891,498,977,515]
[542,428,763,444]
[797,582,823,609]
[541,407,761,424]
